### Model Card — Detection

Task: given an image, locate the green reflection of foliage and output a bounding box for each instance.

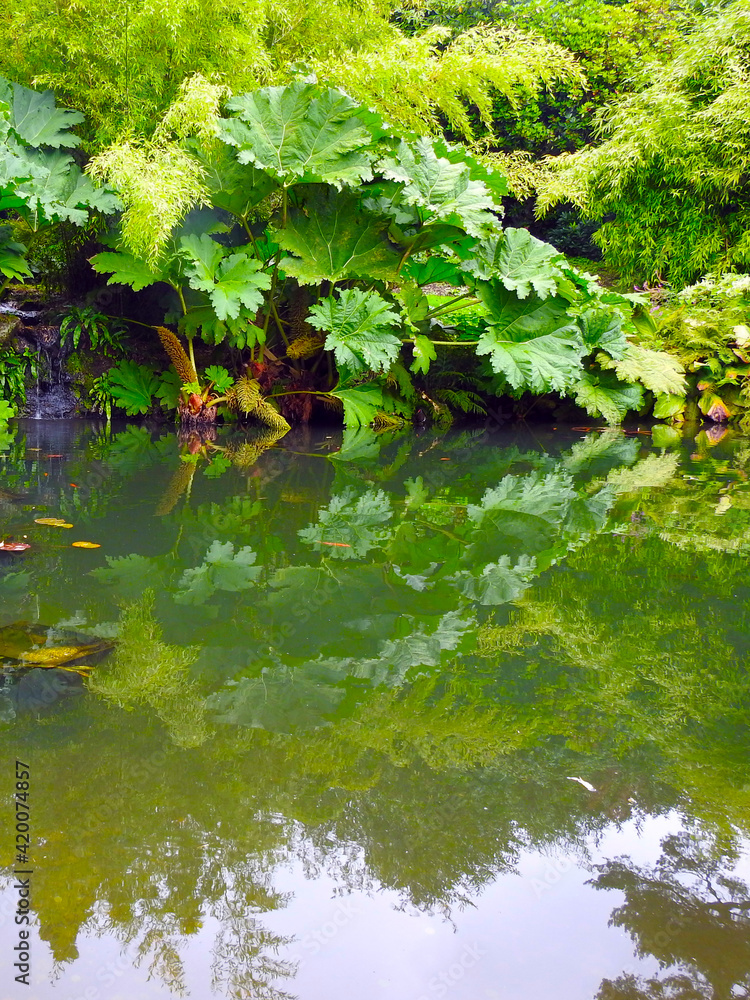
[87,590,209,748]
[6,422,750,998]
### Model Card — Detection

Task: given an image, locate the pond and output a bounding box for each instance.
[1,418,750,1000]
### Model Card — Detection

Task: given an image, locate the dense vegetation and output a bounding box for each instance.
[0,0,748,431]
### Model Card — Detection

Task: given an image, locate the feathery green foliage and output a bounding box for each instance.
[536,1,750,285]
[314,24,585,142]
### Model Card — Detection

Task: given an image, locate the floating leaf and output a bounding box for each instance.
[72,541,101,548]
[0,623,113,668]
[0,541,30,552]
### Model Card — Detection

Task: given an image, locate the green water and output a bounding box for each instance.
[1,418,750,1000]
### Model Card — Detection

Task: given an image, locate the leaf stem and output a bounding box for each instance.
[400,338,479,346]
[270,299,290,348]
[425,292,478,319]
[266,389,328,398]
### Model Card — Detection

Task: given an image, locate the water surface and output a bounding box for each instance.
[1,419,750,1000]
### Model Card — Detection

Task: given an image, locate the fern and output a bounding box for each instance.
[434,388,487,414]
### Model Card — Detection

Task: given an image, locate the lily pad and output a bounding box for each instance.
[0,624,114,669]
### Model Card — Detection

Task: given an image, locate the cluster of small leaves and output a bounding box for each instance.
[637,273,750,426]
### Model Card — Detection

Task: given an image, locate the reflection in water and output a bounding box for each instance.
[1,421,750,997]
[595,832,750,999]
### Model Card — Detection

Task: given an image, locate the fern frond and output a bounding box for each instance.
[156,327,197,385]
[434,388,487,414]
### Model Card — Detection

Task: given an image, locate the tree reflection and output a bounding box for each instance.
[594,832,750,1000]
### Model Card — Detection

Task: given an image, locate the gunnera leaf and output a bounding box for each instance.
[218,82,377,188]
[277,188,401,285]
[0,76,84,148]
[309,289,402,375]
[180,234,271,320]
[475,282,583,392]
[573,370,644,424]
[461,228,563,298]
[379,138,498,238]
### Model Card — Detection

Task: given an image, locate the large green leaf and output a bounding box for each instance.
[328,385,386,428]
[276,188,401,285]
[218,83,376,188]
[475,282,584,392]
[0,77,83,148]
[432,138,509,203]
[573,371,644,424]
[403,256,466,287]
[11,152,119,227]
[107,361,160,415]
[180,305,265,350]
[379,138,498,238]
[180,235,271,321]
[577,307,628,360]
[90,251,167,291]
[0,229,31,281]
[309,289,402,375]
[461,229,562,299]
[597,344,687,397]
[192,142,278,219]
